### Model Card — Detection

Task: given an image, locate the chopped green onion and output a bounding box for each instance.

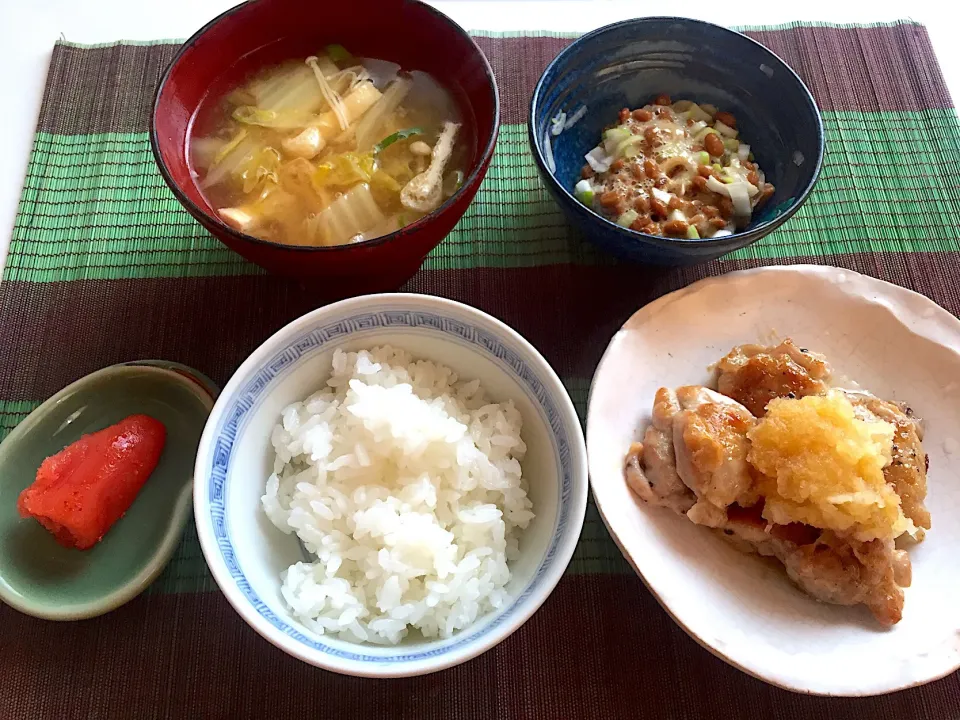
[442,169,465,198]
[712,163,722,172]
[326,44,354,66]
[212,129,248,167]
[617,209,639,228]
[604,126,631,141]
[232,107,278,125]
[603,127,632,154]
[374,127,424,153]
[574,179,594,205]
[615,135,645,159]
[722,174,736,184]
[695,126,719,142]
[697,151,710,165]
[685,103,713,123]
[748,151,755,161]
[687,225,700,239]
[651,187,672,204]
[723,138,740,152]
[714,120,738,138]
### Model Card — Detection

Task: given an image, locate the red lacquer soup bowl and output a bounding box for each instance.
[150,0,499,289]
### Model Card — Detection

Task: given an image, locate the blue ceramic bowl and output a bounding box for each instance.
[529,17,824,265]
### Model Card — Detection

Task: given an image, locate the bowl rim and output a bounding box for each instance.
[0,361,217,621]
[527,15,825,252]
[192,293,589,677]
[149,0,500,254]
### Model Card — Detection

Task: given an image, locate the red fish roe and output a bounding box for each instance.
[17,414,167,550]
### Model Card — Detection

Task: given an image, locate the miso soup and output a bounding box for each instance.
[189,46,471,247]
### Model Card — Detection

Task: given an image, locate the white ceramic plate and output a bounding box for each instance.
[586,265,960,696]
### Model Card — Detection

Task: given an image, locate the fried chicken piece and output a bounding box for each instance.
[775,533,909,626]
[846,392,931,538]
[672,386,758,510]
[715,339,832,417]
[624,386,757,515]
[623,339,926,626]
[720,502,910,626]
[624,389,695,513]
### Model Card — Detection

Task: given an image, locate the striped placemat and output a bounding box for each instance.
[2,21,959,718]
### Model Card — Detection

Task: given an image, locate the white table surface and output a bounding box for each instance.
[0,0,954,276]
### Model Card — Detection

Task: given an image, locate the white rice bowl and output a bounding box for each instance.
[261,345,535,645]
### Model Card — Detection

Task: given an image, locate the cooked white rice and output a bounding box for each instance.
[261,345,534,645]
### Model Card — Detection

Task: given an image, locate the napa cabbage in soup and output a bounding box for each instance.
[189,46,469,247]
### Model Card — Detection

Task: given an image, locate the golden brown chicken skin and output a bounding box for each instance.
[715,339,831,417]
[847,392,931,538]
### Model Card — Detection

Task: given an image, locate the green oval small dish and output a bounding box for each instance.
[0,361,217,620]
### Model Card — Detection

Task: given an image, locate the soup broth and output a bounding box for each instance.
[189,47,471,247]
